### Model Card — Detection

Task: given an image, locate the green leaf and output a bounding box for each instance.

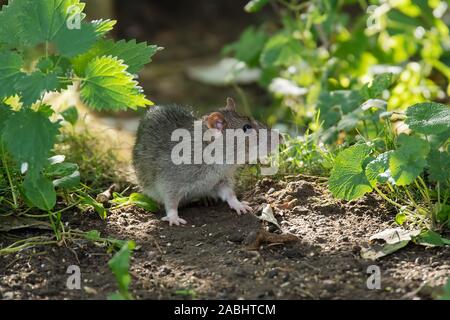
[0,0,26,47]
[129,193,159,212]
[80,56,152,111]
[2,109,60,173]
[361,73,393,99]
[108,240,135,299]
[0,51,24,99]
[366,151,393,187]
[16,71,58,106]
[329,144,373,200]
[223,27,267,67]
[405,102,450,135]
[395,213,406,225]
[73,39,160,76]
[317,90,364,129]
[427,150,450,184]
[53,21,98,57]
[389,134,430,186]
[23,173,56,211]
[45,162,80,189]
[61,106,79,125]
[92,19,117,37]
[0,103,13,131]
[80,194,107,219]
[84,229,101,242]
[244,0,270,13]
[53,170,80,189]
[416,230,450,247]
[260,33,302,68]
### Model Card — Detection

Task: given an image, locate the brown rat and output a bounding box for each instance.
[132,98,277,225]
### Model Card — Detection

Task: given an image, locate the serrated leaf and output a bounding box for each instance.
[80,56,152,110]
[405,102,450,135]
[0,51,25,99]
[244,0,270,13]
[329,144,373,200]
[92,19,117,37]
[16,71,58,106]
[366,151,394,187]
[2,108,60,173]
[389,134,430,186]
[0,0,27,46]
[53,21,98,57]
[1,0,97,56]
[72,39,160,76]
[427,150,450,184]
[23,173,56,211]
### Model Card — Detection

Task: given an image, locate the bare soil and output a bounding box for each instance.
[0,176,449,300]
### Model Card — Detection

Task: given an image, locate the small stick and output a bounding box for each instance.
[96,183,118,203]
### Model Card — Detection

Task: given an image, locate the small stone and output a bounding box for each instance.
[267,269,278,279]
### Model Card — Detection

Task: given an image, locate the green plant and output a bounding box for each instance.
[108,240,136,300]
[224,0,449,135]
[0,0,159,223]
[328,101,449,233]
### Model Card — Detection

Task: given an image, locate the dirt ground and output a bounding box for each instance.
[1,175,449,300]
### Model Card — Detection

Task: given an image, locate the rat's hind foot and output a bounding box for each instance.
[162,215,187,226]
[229,199,253,215]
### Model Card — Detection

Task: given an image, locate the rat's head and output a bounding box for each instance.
[203,98,281,166]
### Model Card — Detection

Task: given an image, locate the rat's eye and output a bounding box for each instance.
[242,124,252,133]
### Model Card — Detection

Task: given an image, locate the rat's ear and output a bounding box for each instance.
[225,97,236,111]
[204,112,227,131]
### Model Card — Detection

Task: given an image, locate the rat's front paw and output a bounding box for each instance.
[162,215,187,226]
[229,200,253,215]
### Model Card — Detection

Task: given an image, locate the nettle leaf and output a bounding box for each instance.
[1,0,98,57]
[0,0,26,46]
[72,39,160,76]
[0,51,25,99]
[389,134,430,186]
[427,150,450,184]
[329,144,373,200]
[2,109,60,173]
[80,56,152,111]
[244,0,270,13]
[16,71,58,106]
[361,73,393,99]
[223,27,267,67]
[366,151,394,187]
[92,19,117,37]
[23,173,56,211]
[260,33,302,68]
[405,102,450,135]
[53,21,98,57]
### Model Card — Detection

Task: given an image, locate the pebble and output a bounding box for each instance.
[267,269,278,279]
